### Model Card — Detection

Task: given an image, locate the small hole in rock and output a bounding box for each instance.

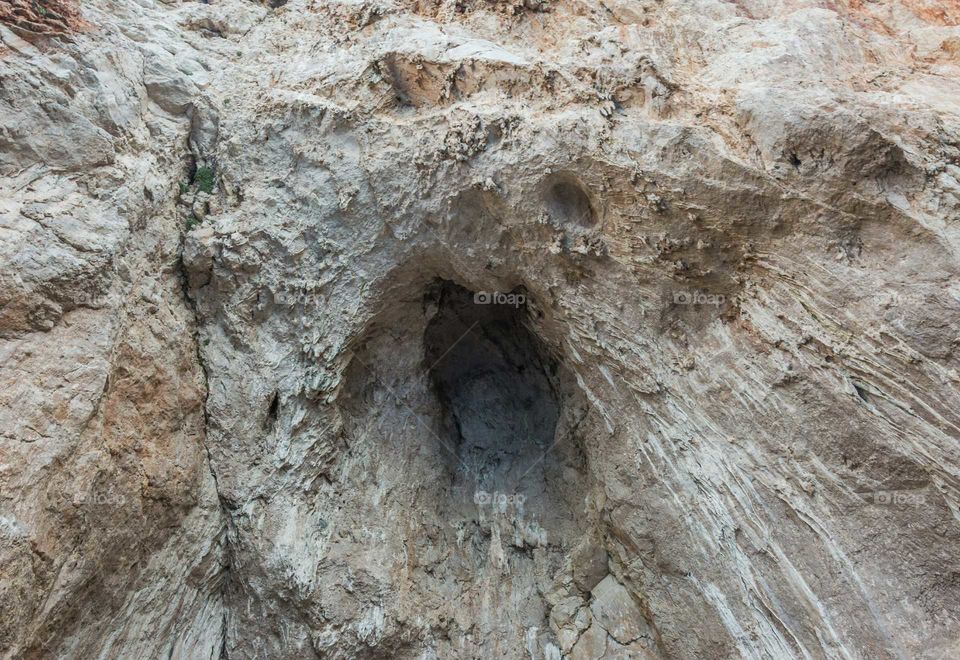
[853,383,869,403]
[264,392,279,431]
[544,177,596,227]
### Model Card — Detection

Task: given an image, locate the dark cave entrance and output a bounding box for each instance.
[334,277,598,656]
[423,281,562,503]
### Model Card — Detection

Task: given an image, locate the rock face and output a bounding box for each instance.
[2,0,959,657]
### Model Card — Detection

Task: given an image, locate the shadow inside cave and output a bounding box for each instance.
[333,277,597,656]
[423,281,562,503]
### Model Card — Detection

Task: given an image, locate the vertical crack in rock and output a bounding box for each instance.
[176,211,232,659]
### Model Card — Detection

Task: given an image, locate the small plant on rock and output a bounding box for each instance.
[193,166,215,194]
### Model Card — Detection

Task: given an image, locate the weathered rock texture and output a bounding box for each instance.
[2,0,959,657]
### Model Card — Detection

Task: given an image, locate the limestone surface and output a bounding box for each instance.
[1,0,959,657]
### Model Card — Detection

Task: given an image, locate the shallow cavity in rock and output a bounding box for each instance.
[335,278,596,654]
[543,175,596,227]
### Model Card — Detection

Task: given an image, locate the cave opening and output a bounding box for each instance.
[335,277,597,656]
[423,281,562,505]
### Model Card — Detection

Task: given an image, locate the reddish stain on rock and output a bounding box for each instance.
[0,0,87,41]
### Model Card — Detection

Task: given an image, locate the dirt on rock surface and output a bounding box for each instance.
[0,0,85,40]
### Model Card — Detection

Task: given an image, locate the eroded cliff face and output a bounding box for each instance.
[1,0,959,657]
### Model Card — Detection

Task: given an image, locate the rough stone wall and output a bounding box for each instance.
[0,2,234,656]
[1,0,959,658]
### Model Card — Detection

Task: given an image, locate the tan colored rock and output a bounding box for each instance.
[571,622,607,660]
[590,576,652,647]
